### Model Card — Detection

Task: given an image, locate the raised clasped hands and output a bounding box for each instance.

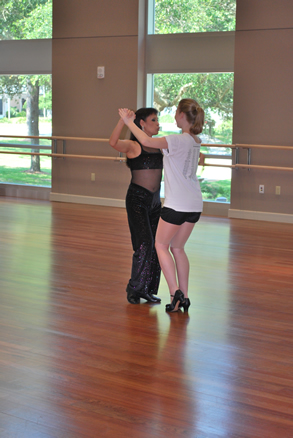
[119,108,135,125]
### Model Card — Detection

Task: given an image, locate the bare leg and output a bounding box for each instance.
[170,222,195,298]
[155,218,180,300]
[155,218,195,300]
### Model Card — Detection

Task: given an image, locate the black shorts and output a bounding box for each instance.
[161,207,201,226]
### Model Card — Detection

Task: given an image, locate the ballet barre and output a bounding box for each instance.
[0,135,293,171]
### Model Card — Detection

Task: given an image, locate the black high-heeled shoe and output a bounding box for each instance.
[165,289,185,312]
[180,298,191,312]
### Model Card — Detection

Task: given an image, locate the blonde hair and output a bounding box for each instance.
[177,98,204,135]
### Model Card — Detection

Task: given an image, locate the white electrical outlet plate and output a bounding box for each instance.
[97,66,105,79]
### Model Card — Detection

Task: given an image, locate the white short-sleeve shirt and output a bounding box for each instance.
[163,133,203,212]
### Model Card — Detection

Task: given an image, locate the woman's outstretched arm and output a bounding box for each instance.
[119,108,168,149]
[109,118,136,154]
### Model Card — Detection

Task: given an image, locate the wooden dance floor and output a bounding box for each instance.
[1,198,293,438]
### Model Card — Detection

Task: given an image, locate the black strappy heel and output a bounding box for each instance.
[180,298,191,312]
[165,289,185,312]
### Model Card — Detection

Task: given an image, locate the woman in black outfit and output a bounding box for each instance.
[109,108,163,304]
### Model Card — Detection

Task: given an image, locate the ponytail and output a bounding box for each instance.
[190,106,204,135]
[177,98,205,135]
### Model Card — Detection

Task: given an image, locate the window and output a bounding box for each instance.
[150,0,236,35]
[0,0,52,40]
[146,0,235,203]
[151,73,233,202]
[0,0,52,188]
[0,74,52,187]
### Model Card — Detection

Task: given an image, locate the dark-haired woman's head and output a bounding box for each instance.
[130,107,159,140]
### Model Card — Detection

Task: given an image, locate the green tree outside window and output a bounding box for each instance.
[154,0,236,34]
[0,0,52,173]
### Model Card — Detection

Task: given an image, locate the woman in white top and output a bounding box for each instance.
[119,98,205,313]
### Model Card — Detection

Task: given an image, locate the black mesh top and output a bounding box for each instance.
[127,144,163,193]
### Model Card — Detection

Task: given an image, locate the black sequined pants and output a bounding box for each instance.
[126,183,161,298]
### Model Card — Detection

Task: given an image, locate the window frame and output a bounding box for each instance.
[144,1,236,206]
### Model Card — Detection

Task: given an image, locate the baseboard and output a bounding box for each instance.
[228,209,293,224]
[49,193,232,216]
[202,200,230,217]
[0,184,50,200]
[49,192,126,208]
